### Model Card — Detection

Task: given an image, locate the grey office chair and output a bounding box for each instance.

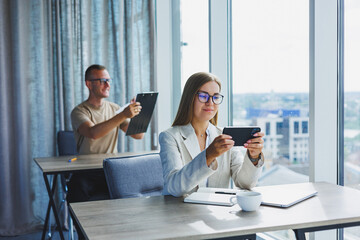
[57,131,77,156]
[57,130,77,240]
[103,153,164,199]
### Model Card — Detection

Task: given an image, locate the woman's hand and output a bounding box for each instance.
[244,132,264,159]
[206,134,234,166]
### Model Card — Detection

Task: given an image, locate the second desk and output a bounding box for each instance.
[34,150,159,240]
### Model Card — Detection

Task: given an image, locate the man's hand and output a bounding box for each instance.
[118,97,144,140]
[78,98,141,140]
[122,97,142,118]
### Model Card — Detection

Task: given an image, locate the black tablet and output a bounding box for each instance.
[126,92,158,136]
[222,126,261,146]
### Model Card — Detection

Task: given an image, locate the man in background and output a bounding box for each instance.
[68,64,144,202]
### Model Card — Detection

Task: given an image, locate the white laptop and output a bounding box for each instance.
[254,183,318,208]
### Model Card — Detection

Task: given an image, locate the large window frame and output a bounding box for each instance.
[156,0,343,238]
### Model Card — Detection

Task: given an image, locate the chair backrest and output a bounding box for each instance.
[103,153,164,199]
[57,131,77,156]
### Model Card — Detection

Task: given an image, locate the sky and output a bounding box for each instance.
[180,0,360,94]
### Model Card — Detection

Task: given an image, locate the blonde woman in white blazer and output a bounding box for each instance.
[159,72,265,197]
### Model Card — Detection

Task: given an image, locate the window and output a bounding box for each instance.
[302,121,308,134]
[172,1,343,239]
[231,0,309,175]
[294,121,299,134]
[179,0,209,89]
[232,2,309,238]
[276,122,283,135]
[344,1,360,238]
[266,122,271,135]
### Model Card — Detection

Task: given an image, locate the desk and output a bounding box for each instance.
[69,182,360,240]
[34,150,158,240]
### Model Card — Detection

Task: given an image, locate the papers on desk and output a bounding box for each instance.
[184,187,244,206]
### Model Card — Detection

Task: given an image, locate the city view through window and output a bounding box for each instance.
[231,3,309,234]
[232,1,310,190]
[232,93,310,187]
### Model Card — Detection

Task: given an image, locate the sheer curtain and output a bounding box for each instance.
[0,0,155,236]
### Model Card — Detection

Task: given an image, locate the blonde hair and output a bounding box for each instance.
[172,72,221,127]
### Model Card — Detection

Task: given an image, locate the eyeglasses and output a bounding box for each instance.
[196,92,224,105]
[87,78,112,84]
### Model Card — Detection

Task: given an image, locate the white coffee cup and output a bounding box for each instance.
[230,191,262,211]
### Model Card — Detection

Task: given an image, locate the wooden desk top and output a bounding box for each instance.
[69,182,360,240]
[34,150,159,174]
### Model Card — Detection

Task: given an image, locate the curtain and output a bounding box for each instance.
[0,0,155,236]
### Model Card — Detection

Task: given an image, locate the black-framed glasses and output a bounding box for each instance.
[196,91,224,105]
[87,78,112,84]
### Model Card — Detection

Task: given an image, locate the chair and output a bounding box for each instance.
[103,153,164,199]
[57,130,77,239]
[57,130,77,194]
[57,131,77,156]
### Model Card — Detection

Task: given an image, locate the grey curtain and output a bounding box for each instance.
[0,0,155,236]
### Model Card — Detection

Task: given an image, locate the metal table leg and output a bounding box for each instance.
[41,173,65,240]
[293,220,360,240]
[41,175,53,240]
[69,204,87,240]
[294,229,306,240]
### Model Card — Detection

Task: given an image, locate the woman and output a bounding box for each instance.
[159,72,264,197]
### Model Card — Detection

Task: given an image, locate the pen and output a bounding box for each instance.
[68,157,77,162]
[215,191,236,195]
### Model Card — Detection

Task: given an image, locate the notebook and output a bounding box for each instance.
[184,188,244,206]
[184,192,235,206]
[126,92,158,135]
[254,183,318,208]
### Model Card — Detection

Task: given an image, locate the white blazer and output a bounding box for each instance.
[159,123,263,197]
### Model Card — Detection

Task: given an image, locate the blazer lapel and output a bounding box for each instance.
[207,123,223,185]
[180,123,201,159]
[207,123,220,145]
